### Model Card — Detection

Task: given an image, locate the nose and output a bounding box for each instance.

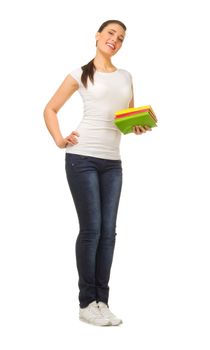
[109,36,117,43]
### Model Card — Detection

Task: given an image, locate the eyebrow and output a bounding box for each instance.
[109,28,125,39]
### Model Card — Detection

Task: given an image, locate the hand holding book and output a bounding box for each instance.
[132,124,152,135]
[114,105,158,135]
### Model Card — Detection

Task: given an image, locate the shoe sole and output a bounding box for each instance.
[109,319,123,326]
[79,316,112,327]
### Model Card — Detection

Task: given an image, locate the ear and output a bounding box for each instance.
[95,32,100,41]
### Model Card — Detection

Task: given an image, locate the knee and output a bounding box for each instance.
[78,228,101,242]
[100,226,117,241]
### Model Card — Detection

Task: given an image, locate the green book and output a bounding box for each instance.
[114,111,157,135]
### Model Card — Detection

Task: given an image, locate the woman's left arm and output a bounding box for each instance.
[130,83,152,135]
[129,82,134,108]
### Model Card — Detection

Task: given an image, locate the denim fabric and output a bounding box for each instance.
[65,153,123,308]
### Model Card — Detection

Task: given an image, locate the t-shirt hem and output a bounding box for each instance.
[65,149,121,161]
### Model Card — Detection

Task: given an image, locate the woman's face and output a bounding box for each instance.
[95,23,126,57]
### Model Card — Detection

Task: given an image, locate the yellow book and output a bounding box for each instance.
[115,105,155,116]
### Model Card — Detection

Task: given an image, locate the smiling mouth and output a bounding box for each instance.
[106,43,115,50]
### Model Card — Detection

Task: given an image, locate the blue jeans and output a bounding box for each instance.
[65,153,123,308]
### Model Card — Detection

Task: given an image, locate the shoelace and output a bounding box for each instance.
[99,305,117,319]
[89,304,103,318]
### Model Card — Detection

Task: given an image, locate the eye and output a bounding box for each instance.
[108,31,124,42]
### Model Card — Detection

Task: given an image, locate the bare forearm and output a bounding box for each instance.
[43,108,63,146]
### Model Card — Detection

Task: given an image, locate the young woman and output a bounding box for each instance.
[43,19,151,327]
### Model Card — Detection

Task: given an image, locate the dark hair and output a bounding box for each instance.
[81,20,126,88]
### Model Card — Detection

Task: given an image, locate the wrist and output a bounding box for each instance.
[55,136,65,147]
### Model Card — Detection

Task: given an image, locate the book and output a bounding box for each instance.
[114,105,158,135]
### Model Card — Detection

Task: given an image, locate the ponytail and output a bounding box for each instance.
[81,58,96,88]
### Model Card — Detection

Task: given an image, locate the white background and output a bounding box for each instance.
[0,0,210,349]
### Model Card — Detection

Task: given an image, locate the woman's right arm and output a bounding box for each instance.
[43,74,80,148]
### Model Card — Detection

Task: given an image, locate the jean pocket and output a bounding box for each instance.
[65,153,89,171]
[78,155,89,160]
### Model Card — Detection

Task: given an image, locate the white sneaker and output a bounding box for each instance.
[79,301,111,326]
[97,302,123,326]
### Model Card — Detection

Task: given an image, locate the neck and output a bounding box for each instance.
[93,52,116,72]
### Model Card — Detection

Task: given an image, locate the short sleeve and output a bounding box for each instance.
[69,67,82,87]
[127,70,133,85]
[126,70,134,103]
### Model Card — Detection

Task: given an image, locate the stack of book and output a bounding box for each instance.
[114,105,158,134]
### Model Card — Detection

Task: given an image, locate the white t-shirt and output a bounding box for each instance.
[65,67,133,160]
